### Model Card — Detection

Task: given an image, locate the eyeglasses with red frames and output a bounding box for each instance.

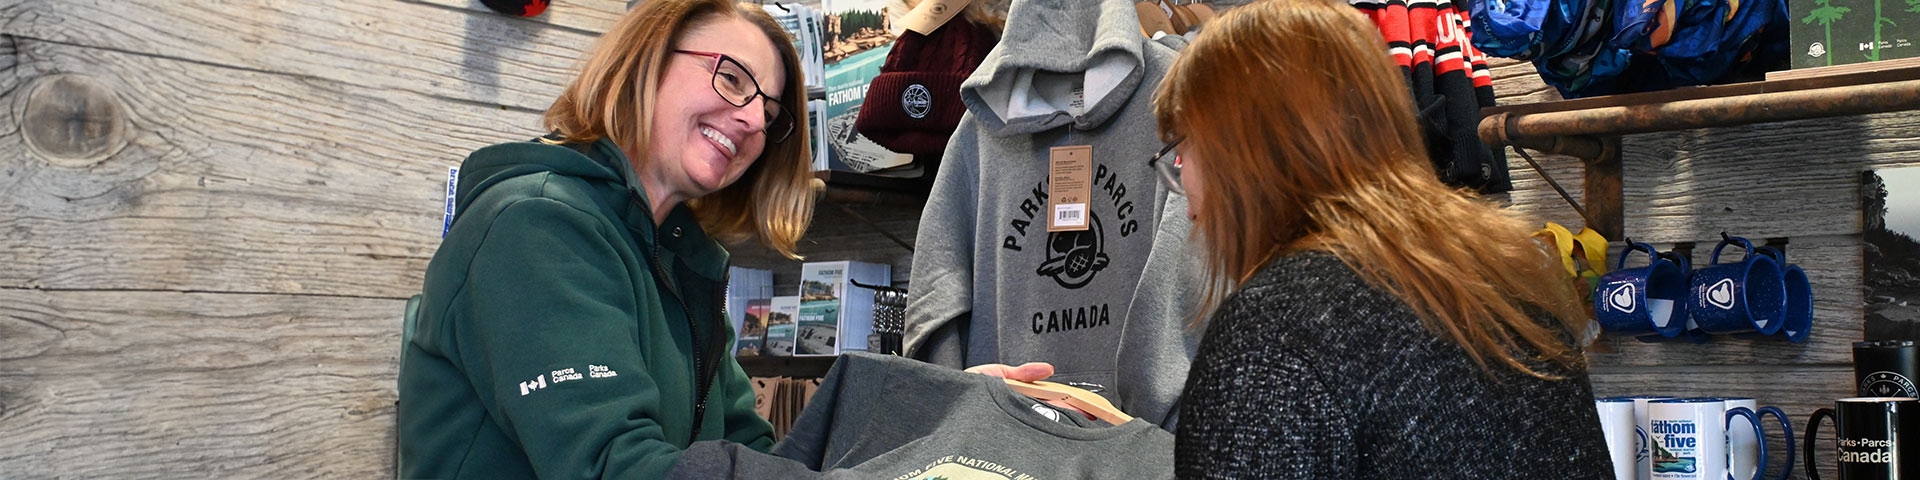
[1149,137,1185,194]
[673,50,796,144]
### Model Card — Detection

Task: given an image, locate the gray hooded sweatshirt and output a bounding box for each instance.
[904,0,1202,429]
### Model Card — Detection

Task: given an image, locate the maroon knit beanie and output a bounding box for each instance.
[855,17,998,156]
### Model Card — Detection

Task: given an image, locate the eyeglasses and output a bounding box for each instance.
[1148,138,1185,194]
[674,50,796,144]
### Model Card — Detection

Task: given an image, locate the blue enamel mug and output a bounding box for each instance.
[1597,242,1689,337]
[1689,237,1786,335]
[1755,247,1812,343]
[1639,251,1712,344]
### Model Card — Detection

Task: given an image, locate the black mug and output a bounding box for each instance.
[1806,397,1920,479]
[1856,341,1920,398]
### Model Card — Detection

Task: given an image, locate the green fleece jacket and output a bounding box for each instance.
[397,137,774,479]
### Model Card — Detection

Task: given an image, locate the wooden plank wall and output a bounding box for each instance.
[0,0,637,477]
[1491,57,1920,479]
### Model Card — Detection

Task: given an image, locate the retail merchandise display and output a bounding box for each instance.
[1646,398,1767,480]
[762,4,827,88]
[1593,236,1815,344]
[1806,397,1920,479]
[727,267,775,356]
[855,282,909,356]
[1351,0,1510,192]
[795,261,892,356]
[902,0,1204,428]
[764,296,801,357]
[1470,0,1791,97]
[760,4,834,171]
[669,353,1175,479]
[1796,346,1920,477]
[1598,396,1794,480]
[1855,341,1920,398]
[819,0,914,173]
[853,7,998,165]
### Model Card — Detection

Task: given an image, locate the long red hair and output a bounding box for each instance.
[1153,0,1590,378]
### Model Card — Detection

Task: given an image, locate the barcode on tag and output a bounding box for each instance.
[1054,204,1086,227]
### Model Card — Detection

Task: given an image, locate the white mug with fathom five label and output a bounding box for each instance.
[1647,398,1765,480]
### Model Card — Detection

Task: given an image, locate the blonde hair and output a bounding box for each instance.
[545,0,814,258]
[1152,0,1590,378]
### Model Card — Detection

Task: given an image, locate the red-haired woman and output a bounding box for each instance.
[1151,0,1612,477]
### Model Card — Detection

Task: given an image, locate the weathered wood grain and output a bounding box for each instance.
[1494,108,1920,242]
[0,288,403,479]
[1616,113,1920,241]
[1,0,600,112]
[0,38,544,297]
[1587,235,1863,366]
[1500,148,1593,229]
[1590,365,1854,480]
[1488,57,1566,106]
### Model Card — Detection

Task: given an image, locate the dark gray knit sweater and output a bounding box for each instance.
[1176,251,1612,479]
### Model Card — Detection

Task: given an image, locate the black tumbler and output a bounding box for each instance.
[1807,397,1920,480]
[1856,341,1920,398]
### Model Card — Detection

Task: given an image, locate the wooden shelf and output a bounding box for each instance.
[1479,65,1920,239]
[737,355,840,378]
[814,169,932,206]
[1484,64,1920,119]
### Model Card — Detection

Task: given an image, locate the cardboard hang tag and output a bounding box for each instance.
[1047,145,1093,232]
[898,0,973,36]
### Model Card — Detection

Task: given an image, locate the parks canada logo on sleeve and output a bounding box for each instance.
[517,364,619,396]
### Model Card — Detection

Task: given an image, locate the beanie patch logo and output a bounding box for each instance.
[902,84,933,119]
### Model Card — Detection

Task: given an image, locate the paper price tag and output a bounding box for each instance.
[898,0,972,35]
[1047,145,1093,232]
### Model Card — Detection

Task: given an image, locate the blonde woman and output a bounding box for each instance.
[397,0,813,477]
[1151,0,1611,477]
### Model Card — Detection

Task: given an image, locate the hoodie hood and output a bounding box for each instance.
[960,0,1148,136]
[450,136,728,280]
[453,137,628,218]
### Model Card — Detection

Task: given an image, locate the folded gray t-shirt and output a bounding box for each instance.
[669,352,1174,479]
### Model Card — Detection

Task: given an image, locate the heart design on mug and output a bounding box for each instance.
[1706,278,1736,310]
[1609,283,1636,313]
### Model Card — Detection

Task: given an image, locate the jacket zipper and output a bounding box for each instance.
[639,208,719,444]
